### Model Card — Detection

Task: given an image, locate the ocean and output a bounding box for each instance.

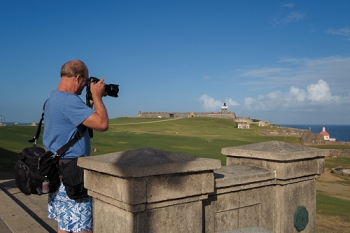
[281,124,350,142]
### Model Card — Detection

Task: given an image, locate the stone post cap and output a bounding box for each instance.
[78,148,221,178]
[222,141,329,161]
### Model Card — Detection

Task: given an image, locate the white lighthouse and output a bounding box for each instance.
[221,103,228,113]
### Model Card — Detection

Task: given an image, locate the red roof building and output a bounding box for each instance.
[320,127,330,140]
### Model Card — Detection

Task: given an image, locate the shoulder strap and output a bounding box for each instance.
[28,100,87,158]
[55,126,87,157]
[28,101,47,145]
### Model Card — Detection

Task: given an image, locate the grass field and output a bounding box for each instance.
[1,117,350,231]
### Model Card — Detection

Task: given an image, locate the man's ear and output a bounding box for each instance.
[74,74,81,82]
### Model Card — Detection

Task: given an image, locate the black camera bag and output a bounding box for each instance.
[59,158,87,199]
[14,102,86,195]
[15,147,59,195]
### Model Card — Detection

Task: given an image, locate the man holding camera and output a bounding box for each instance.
[43,60,108,233]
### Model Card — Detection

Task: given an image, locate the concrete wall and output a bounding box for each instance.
[137,111,236,119]
[78,142,327,233]
[234,117,252,124]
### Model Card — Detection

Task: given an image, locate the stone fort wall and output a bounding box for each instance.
[137,111,236,119]
[79,141,326,233]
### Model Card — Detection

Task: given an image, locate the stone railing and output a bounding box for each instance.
[78,141,327,233]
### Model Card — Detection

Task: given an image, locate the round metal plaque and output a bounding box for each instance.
[294,206,309,232]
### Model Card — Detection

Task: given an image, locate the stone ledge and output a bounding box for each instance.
[214,165,275,188]
[89,189,208,213]
[215,180,276,194]
[226,157,324,180]
[222,141,329,161]
[85,170,215,205]
[79,148,221,178]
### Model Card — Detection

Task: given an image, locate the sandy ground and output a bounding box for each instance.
[316,168,350,232]
[317,168,350,201]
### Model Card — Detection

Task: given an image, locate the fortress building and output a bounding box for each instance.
[137,111,236,119]
[137,103,236,119]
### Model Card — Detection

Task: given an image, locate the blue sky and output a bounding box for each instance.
[1,1,350,125]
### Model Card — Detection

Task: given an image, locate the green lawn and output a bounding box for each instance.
[1,117,350,224]
[317,190,350,221]
[90,118,304,163]
[1,117,347,176]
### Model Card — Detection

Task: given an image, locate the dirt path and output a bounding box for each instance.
[316,215,350,233]
[316,168,350,232]
[316,168,350,201]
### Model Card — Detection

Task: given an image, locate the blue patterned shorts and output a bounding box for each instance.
[48,183,92,232]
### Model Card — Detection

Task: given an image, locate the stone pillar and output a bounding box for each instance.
[221,141,327,233]
[78,148,221,233]
[206,165,276,232]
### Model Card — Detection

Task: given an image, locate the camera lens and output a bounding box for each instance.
[105,84,119,97]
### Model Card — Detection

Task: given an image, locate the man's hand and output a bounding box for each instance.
[90,78,106,100]
[83,78,109,131]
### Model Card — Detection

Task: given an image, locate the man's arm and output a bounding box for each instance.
[82,79,108,131]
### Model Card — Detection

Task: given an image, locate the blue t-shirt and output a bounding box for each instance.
[43,90,95,158]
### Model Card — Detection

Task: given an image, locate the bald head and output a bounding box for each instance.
[60,60,87,77]
[57,60,89,95]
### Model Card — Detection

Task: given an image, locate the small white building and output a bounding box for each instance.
[319,127,336,141]
[237,122,250,129]
[258,121,270,127]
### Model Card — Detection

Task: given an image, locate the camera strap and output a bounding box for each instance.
[28,100,87,157]
[28,100,47,145]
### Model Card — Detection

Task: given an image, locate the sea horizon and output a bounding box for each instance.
[281,124,350,142]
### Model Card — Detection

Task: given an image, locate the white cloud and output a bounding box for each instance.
[199,94,239,111]
[307,79,334,103]
[225,98,240,107]
[199,94,222,111]
[289,86,306,102]
[199,56,350,123]
[326,27,350,36]
[239,56,350,93]
[281,11,305,25]
[233,56,350,124]
[282,3,294,8]
[243,79,347,111]
[272,3,305,27]
[239,67,290,78]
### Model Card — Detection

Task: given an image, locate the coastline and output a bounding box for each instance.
[281,124,350,142]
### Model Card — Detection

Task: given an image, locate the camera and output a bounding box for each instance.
[86,77,119,102]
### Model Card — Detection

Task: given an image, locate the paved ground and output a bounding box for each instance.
[0,179,57,233]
